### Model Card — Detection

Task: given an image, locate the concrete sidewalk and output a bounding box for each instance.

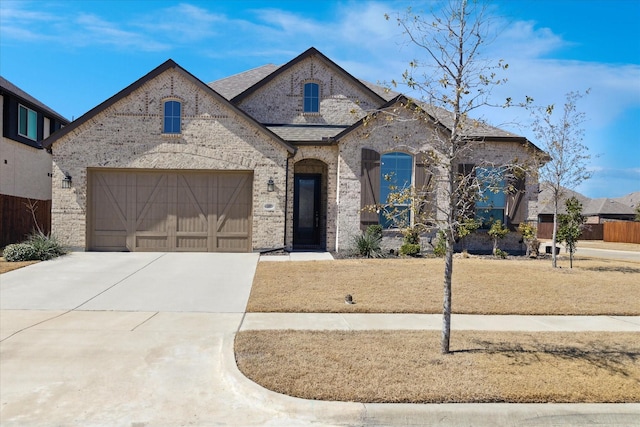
[240,313,640,332]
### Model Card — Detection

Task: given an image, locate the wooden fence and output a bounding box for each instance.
[0,195,51,248]
[537,221,640,243]
[604,221,640,244]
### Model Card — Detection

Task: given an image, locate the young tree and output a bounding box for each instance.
[384,0,524,353]
[531,91,591,268]
[488,220,509,257]
[557,196,585,268]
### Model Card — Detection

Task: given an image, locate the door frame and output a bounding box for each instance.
[292,173,324,250]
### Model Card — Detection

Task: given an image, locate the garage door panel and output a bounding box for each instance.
[135,174,169,233]
[89,170,252,252]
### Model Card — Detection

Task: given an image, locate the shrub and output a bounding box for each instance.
[27,232,67,260]
[494,248,508,259]
[432,230,446,257]
[400,243,421,256]
[353,229,382,258]
[3,232,67,262]
[3,243,38,261]
[366,224,383,239]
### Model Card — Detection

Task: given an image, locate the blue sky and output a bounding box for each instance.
[1,0,638,198]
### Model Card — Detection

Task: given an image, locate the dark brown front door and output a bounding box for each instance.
[293,174,321,249]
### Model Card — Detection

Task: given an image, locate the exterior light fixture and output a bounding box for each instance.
[267,178,275,192]
[62,172,72,189]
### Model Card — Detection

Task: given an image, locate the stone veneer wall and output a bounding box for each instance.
[51,68,290,251]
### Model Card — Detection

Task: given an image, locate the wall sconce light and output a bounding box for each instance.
[62,172,72,189]
[267,178,275,192]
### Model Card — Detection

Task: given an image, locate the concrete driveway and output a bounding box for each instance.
[0,252,258,312]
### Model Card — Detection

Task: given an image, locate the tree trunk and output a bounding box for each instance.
[442,237,453,354]
[552,197,558,268]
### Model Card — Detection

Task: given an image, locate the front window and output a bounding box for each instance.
[476,167,505,227]
[18,104,37,140]
[163,100,181,134]
[380,152,413,228]
[303,82,319,113]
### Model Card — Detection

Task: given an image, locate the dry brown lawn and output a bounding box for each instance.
[0,258,39,274]
[235,330,640,403]
[248,257,640,315]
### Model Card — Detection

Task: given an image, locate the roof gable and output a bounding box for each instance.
[334,95,541,152]
[230,47,387,106]
[42,60,295,154]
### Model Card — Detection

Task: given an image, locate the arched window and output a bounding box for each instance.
[380,152,413,228]
[163,100,181,134]
[303,82,319,113]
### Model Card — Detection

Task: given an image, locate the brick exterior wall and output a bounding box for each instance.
[51,68,290,251]
[49,54,541,255]
[334,106,540,253]
[236,56,381,125]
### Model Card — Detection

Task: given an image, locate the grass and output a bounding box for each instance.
[247,256,640,315]
[0,257,39,274]
[235,330,640,403]
[240,254,640,402]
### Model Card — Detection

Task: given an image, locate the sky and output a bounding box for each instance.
[1,0,638,199]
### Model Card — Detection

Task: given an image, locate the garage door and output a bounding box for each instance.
[88,169,252,252]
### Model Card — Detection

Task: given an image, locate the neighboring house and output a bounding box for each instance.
[43,48,542,253]
[0,76,69,247]
[538,186,637,224]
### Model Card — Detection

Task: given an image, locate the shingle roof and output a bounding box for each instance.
[266,125,347,143]
[0,76,69,124]
[585,198,635,216]
[538,184,636,216]
[208,64,280,100]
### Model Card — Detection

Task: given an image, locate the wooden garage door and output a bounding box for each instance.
[88,169,252,252]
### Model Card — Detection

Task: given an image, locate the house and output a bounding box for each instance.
[538,186,637,224]
[43,48,541,253]
[0,76,69,247]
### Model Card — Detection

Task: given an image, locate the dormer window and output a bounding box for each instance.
[303,82,319,113]
[163,100,181,134]
[18,104,38,140]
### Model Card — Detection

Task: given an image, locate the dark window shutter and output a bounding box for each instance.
[360,148,380,230]
[506,174,526,226]
[415,153,435,222]
[457,163,476,219]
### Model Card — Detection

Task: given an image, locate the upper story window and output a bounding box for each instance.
[303,82,319,113]
[379,152,413,228]
[163,100,181,134]
[18,104,38,140]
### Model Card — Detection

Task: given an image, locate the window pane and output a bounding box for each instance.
[27,109,37,139]
[303,83,319,113]
[19,106,27,136]
[163,101,181,133]
[380,152,413,228]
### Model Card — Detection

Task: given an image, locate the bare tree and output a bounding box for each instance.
[531,90,591,268]
[382,0,525,354]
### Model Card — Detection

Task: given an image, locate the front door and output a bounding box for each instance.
[293,174,322,249]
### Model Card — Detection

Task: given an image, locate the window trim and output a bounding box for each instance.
[162,99,182,134]
[18,104,38,141]
[303,82,320,114]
